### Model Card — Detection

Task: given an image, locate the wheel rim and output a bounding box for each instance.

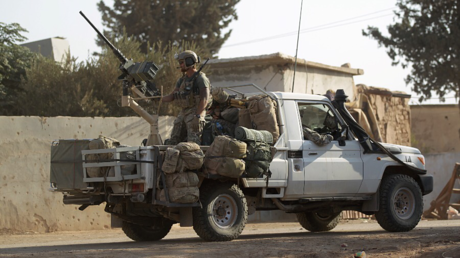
[393,187,415,220]
[211,194,238,228]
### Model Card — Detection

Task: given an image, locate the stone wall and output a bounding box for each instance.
[352,85,411,146]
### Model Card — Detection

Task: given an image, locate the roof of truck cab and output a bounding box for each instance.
[271,92,330,102]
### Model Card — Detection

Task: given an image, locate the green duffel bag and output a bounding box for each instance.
[246,141,272,161]
[245,160,271,178]
[235,126,274,144]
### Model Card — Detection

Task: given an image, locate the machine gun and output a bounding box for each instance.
[79,11,163,145]
[79,11,160,98]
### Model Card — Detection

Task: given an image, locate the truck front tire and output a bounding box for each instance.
[122,218,173,241]
[193,182,248,241]
[375,174,423,232]
[296,210,341,232]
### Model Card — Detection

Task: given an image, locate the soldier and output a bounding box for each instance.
[324,89,335,101]
[162,50,211,145]
[302,112,339,146]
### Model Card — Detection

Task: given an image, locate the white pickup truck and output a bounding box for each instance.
[50,86,433,242]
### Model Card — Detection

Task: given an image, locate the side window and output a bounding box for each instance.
[298,103,342,140]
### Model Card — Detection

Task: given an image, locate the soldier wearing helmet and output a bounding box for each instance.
[162,50,212,145]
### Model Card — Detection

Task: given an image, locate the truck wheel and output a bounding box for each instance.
[122,218,173,241]
[193,182,248,241]
[375,174,423,232]
[296,211,341,232]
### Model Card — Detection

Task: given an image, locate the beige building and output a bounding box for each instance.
[21,37,70,62]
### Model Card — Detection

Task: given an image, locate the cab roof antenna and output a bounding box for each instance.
[292,0,304,93]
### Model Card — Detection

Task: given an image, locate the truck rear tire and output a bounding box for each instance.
[296,211,341,232]
[375,174,423,232]
[193,182,248,241]
[122,218,173,241]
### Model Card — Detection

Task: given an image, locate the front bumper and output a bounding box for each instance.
[419,175,434,195]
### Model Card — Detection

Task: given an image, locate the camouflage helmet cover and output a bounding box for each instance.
[175,50,200,67]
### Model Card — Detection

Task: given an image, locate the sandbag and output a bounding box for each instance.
[206,135,247,159]
[204,157,245,178]
[159,187,199,204]
[165,172,199,188]
[175,142,200,152]
[238,108,252,128]
[221,107,239,124]
[177,149,205,172]
[162,148,180,174]
[247,95,279,142]
[235,126,274,144]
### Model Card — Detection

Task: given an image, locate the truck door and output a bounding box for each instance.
[299,102,364,196]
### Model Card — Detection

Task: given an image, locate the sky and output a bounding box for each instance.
[2,0,457,105]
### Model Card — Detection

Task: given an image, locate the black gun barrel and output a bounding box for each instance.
[79,11,127,63]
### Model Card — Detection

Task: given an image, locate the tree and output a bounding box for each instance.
[97,0,240,57]
[363,0,459,104]
[0,22,36,114]
[15,28,204,117]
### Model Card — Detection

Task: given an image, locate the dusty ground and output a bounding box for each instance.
[0,219,459,258]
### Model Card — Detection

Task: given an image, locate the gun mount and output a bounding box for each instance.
[80,11,162,145]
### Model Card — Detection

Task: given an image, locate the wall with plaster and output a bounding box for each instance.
[0,116,174,234]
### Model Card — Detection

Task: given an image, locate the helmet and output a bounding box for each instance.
[175,50,200,68]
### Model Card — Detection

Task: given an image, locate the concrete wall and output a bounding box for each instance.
[411,104,460,154]
[423,153,460,207]
[410,104,460,207]
[0,116,174,234]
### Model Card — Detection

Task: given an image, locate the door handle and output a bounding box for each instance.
[309,152,317,155]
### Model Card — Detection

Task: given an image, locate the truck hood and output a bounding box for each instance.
[380,143,421,155]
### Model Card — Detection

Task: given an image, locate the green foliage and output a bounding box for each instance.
[9,26,204,117]
[363,0,459,104]
[0,22,36,114]
[97,0,240,57]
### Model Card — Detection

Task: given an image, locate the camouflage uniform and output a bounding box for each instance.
[303,126,333,146]
[169,72,211,145]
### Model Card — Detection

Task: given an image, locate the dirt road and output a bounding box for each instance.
[0,219,459,258]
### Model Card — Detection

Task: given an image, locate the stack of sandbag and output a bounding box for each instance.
[204,135,247,178]
[235,126,274,178]
[160,142,203,203]
[246,95,279,143]
[86,135,136,178]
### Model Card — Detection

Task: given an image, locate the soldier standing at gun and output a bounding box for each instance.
[162,50,211,145]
